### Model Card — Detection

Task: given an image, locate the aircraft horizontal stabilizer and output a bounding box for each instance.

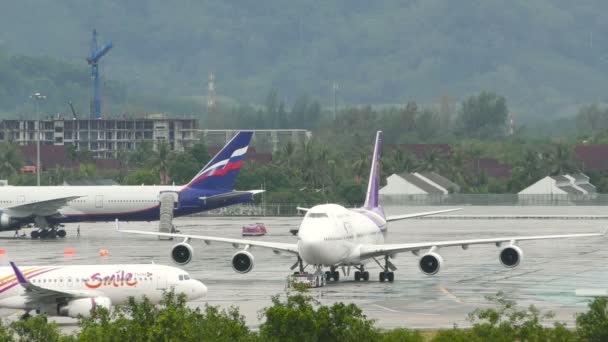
[199,190,264,205]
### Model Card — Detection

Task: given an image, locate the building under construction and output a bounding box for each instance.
[0,117,198,159]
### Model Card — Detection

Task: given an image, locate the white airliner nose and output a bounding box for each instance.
[298,223,344,266]
[184,280,207,300]
[193,280,208,299]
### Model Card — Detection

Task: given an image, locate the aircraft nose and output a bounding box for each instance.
[195,280,208,298]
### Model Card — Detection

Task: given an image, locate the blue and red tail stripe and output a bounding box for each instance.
[183,132,253,191]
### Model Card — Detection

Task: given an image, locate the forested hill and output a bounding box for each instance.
[2,1,608,119]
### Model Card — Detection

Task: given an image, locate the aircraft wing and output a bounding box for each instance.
[10,262,101,303]
[199,190,264,205]
[359,229,607,259]
[4,196,82,218]
[118,229,299,255]
[386,208,462,222]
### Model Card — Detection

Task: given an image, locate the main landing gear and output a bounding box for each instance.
[353,265,370,281]
[378,255,395,282]
[324,266,340,281]
[30,227,66,239]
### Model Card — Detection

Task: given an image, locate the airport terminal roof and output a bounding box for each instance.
[380,171,459,195]
[519,173,596,195]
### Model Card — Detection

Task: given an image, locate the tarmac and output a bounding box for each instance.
[1,206,607,330]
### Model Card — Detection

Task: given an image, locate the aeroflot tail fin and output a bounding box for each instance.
[364,131,382,209]
[183,131,254,191]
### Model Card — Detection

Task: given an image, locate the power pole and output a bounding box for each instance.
[332,82,339,120]
[30,92,46,186]
[207,72,216,113]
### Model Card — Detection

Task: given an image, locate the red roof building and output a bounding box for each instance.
[19,145,74,170]
[575,145,608,171]
[386,144,452,158]
[470,158,512,179]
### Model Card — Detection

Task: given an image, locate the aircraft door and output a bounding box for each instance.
[17,195,25,205]
[95,195,103,208]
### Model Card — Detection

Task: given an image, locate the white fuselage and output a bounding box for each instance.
[0,185,181,218]
[0,264,207,313]
[297,204,386,266]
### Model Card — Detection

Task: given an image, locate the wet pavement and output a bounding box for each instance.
[0,206,607,330]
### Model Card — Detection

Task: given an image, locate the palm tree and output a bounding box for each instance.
[547,143,578,175]
[0,143,23,179]
[277,141,297,168]
[512,149,544,190]
[155,140,171,185]
[415,148,445,173]
[352,152,369,185]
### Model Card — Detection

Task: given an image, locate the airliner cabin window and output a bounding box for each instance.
[307,213,328,218]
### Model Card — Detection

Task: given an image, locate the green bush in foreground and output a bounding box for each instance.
[6,290,608,341]
[433,291,576,342]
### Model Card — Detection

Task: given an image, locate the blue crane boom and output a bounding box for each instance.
[88,29,112,119]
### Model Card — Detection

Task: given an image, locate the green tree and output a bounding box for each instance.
[434,292,576,342]
[154,140,172,185]
[415,148,446,173]
[189,137,211,166]
[576,297,608,341]
[78,291,254,341]
[259,293,379,342]
[125,168,160,185]
[380,328,424,342]
[546,143,578,176]
[0,142,23,179]
[10,315,62,342]
[458,92,508,139]
[168,153,199,184]
[0,319,13,342]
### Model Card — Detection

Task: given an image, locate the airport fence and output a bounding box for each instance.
[192,194,608,217]
[380,194,608,206]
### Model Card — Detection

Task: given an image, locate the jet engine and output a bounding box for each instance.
[0,212,18,229]
[58,297,112,318]
[231,250,254,273]
[171,243,194,265]
[418,252,444,275]
[499,245,523,268]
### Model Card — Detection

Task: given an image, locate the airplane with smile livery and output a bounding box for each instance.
[0,262,207,319]
[120,131,606,283]
[0,131,260,239]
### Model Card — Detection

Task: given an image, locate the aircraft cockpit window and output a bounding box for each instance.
[184,275,190,280]
[308,213,328,218]
[179,275,184,281]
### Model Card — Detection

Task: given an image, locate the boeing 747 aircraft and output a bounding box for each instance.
[0,262,207,319]
[0,131,260,239]
[120,131,605,282]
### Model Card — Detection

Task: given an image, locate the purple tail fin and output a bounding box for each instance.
[364,131,382,209]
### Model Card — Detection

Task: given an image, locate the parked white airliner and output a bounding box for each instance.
[120,131,606,282]
[0,131,260,239]
[0,262,207,318]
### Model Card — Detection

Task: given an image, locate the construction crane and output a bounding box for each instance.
[67,101,78,120]
[87,29,112,119]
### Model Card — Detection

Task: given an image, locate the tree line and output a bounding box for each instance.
[0,131,603,204]
[3,290,608,341]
